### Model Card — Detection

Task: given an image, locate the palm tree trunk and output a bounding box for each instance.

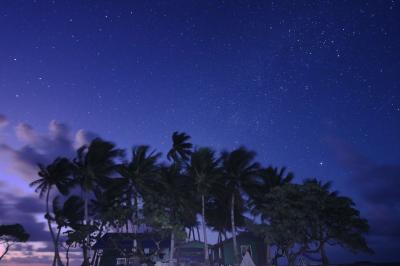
[83,190,90,265]
[201,194,209,265]
[230,193,239,266]
[82,245,89,266]
[46,190,63,266]
[266,241,270,266]
[133,193,138,252]
[66,245,70,266]
[169,230,175,266]
[320,242,329,266]
[91,249,98,266]
[196,226,201,242]
[55,227,63,266]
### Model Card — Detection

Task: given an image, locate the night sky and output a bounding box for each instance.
[0,1,399,265]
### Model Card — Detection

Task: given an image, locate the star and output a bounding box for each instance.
[319,161,324,166]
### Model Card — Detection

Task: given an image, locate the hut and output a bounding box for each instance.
[210,232,267,266]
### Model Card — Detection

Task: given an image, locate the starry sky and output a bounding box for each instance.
[0,1,399,265]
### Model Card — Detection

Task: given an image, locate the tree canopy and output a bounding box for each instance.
[0,223,30,260]
[24,132,372,266]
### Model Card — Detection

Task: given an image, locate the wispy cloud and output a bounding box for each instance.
[0,119,98,182]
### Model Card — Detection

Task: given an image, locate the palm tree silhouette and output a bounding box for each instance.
[220,147,260,265]
[30,157,72,266]
[167,131,193,163]
[118,145,161,249]
[165,132,193,265]
[156,164,190,266]
[187,147,220,265]
[72,138,123,265]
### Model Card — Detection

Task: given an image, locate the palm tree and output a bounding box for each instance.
[167,131,193,163]
[118,145,161,251]
[206,186,247,238]
[118,146,161,222]
[72,138,123,265]
[154,165,190,266]
[220,147,260,265]
[166,131,193,266]
[187,147,220,265]
[30,157,72,266]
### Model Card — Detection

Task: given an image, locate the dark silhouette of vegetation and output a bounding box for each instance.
[248,180,373,266]
[0,223,29,260]
[30,157,72,265]
[220,147,260,265]
[26,132,372,266]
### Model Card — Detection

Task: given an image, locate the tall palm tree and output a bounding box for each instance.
[220,147,260,265]
[205,187,246,239]
[156,165,190,266]
[165,131,193,266]
[187,147,220,265]
[30,157,72,266]
[118,145,161,250]
[72,138,123,265]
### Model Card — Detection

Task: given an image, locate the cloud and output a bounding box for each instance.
[326,136,375,173]
[326,136,400,238]
[14,196,46,213]
[0,118,101,263]
[356,165,400,206]
[74,129,98,150]
[16,123,38,145]
[0,114,8,128]
[0,120,99,182]
[0,192,49,242]
[3,255,53,265]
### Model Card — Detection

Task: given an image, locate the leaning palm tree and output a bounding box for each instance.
[30,157,72,266]
[72,138,123,265]
[187,147,220,265]
[220,147,260,265]
[167,131,193,163]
